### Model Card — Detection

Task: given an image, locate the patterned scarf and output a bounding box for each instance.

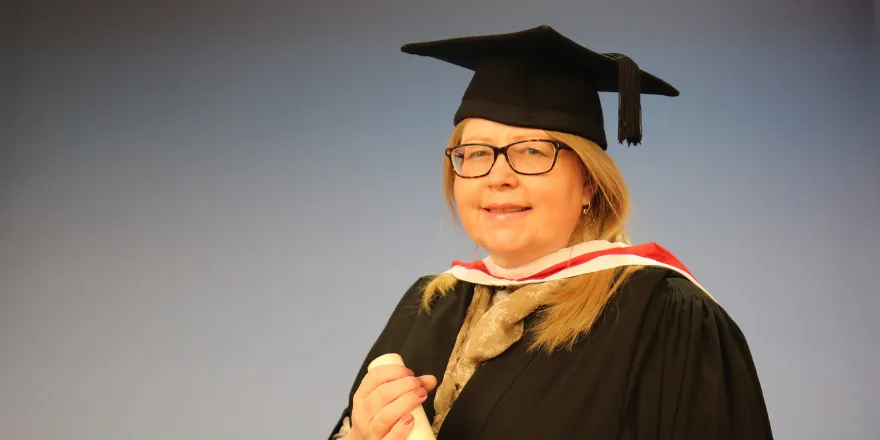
[431,281,563,434]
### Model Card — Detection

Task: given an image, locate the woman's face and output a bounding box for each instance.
[453,118,592,268]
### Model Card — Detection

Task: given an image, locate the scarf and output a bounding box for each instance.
[430,240,713,435]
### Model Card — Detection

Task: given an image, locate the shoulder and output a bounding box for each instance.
[622,267,720,307]
[387,274,438,312]
[654,270,719,306]
[402,274,438,297]
[625,267,749,342]
[613,266,737,327]
[386,273,463,317]
[362,275,443,351]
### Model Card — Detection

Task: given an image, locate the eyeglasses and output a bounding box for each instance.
[445,139,572,178]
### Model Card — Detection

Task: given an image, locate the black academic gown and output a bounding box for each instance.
[328,267,774,439]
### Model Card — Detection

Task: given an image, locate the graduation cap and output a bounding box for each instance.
[400,25,679,149]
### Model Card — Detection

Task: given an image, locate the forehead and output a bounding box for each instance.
[461,118,549,143]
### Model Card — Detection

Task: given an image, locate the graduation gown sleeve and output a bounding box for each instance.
[626,276,774,439]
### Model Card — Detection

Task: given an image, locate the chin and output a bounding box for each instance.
[481,234,529,257]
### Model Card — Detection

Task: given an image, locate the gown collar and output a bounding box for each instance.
[444,240,712,299]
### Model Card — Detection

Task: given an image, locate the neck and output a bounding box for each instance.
[486,244,582,275]
[489,251,558,271]
[482,240,629,279]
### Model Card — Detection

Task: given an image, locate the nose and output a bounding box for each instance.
[485,152,518,187]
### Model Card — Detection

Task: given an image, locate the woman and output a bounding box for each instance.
[329,25,774,439]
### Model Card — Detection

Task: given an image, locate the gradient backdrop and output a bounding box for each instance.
[2,1,878,439]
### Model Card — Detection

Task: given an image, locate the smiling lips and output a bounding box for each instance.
[482,204,532,217]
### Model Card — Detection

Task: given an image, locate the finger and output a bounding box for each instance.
[362,376,424,419]
[417,375,438,392]
[354,365,414,401]
[383,413,415,440]
[369,385,428,436]
[351,373,419,438]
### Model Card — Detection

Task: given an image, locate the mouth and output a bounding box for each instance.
[482,205,532,214]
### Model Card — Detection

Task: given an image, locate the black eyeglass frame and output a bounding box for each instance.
[444,139,573,178]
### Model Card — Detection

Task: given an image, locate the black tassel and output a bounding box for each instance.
[605,53,642,146]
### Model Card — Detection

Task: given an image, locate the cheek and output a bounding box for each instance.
[453,180,481,223]
[452,180,467,210]
[534,193,577,221]
[530,178,584,222]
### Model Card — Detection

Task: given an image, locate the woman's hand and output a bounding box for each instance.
[346,364,437,440]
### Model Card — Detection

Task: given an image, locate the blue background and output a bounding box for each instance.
[2,0,878,438]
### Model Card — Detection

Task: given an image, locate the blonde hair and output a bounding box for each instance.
[421,119,644,354]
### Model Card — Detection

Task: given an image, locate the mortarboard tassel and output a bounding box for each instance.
[605,53,642,146]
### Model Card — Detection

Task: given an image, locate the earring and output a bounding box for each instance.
[582,204,590,215]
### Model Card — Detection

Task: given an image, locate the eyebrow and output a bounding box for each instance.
[461,134,547,144]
